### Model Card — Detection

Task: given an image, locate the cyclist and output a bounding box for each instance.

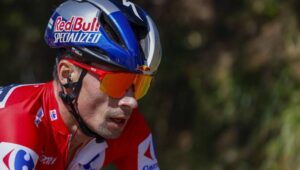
[0,0,161,169]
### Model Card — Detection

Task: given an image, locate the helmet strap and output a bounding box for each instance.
[59,70,104,143]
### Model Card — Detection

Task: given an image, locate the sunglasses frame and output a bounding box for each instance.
[64,58,152,99]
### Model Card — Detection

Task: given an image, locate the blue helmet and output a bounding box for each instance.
[45,0,161,74]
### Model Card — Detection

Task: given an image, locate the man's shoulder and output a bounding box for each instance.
[0,83,45,109]
[0,83,47,127]
[0,83,50,150]
[0,97,45,142]
[0,91,42,170]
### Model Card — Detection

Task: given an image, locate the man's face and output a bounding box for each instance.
[76,64,138,139]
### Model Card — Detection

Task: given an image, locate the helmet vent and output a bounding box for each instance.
[100,14,125,48]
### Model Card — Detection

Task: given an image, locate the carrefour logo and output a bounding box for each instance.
[52,16,101,44]
[0,142,38,170]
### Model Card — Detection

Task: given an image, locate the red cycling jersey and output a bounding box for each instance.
[0,82,159,170]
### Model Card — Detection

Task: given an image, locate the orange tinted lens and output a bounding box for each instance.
[100,73,135,98]
[134,75,152,100]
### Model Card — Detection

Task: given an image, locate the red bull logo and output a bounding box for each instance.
[54,16,100,32]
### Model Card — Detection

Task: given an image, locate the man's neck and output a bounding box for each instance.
[52,81,92,142]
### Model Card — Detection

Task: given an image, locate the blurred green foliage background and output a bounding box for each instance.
[1,0,300,169]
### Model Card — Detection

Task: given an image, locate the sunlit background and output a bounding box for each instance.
[1,0,300,169]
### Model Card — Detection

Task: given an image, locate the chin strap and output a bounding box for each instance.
[59,70,104,143]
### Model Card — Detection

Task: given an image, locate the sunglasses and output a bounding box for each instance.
[65,59,153,100]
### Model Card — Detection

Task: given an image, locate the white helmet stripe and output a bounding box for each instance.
[122,0,142,20]
[85,0,119,14]
[146,15,161,73]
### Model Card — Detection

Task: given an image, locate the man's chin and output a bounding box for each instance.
[98,128,124,139]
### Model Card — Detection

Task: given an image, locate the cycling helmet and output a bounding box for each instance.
[45,0,161,74]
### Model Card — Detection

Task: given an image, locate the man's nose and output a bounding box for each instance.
[118,87,138,110]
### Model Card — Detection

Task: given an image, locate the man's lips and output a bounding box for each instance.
[106,115,128,129]
[109,117,126,124]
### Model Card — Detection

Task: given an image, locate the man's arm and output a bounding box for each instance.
[0,85,41,169]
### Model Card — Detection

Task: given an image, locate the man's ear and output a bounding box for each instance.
[57,59,81,85]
